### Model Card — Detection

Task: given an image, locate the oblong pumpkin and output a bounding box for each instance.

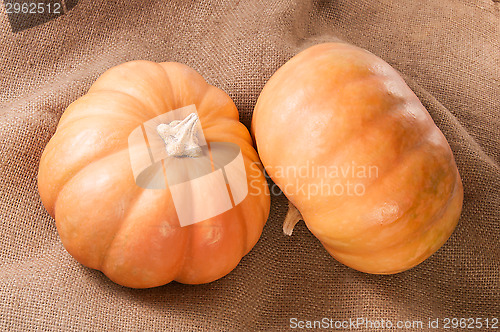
[38,61,270,288]
[252,43,463,274]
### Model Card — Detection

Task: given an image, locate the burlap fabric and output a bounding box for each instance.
[1,0,498,330]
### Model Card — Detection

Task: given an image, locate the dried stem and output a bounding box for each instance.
[157,113,202,158]
[283,201,303,236]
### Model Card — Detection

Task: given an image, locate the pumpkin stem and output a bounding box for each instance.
[157,113,203,158]
[283,201,303,236]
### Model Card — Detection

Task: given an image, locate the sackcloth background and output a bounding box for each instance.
[0,0,499,330]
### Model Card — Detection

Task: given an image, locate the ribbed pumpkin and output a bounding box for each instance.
[252,43,463,274]
[38,61,270,288]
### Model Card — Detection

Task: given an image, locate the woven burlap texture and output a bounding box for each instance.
[1,0,498,330]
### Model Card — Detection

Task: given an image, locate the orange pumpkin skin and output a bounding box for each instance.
[252,43,463,274]
[38,61,270,288]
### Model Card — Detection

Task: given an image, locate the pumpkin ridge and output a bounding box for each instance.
[325,177,461,272]
[316,171,458,256]
[159,62,211,112]
[195,85,237,120]
[301,84,420,165]
[53,149,142,270]
[98,186,146,270]
[303,127,436,238]
[408,166,461,238]
[233,194,249,257]
[53,117,143,144]
[57,90,154,130]
[84,88,163,119]
[307,137,456,254]
[51,146,129,215]
[150,61,179,116]
[57,111,144,134]
[174,206,193,282]
[88,61,179,118]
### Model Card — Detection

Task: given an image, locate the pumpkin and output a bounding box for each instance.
[38,61,270,288]
[252,43,463,274]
